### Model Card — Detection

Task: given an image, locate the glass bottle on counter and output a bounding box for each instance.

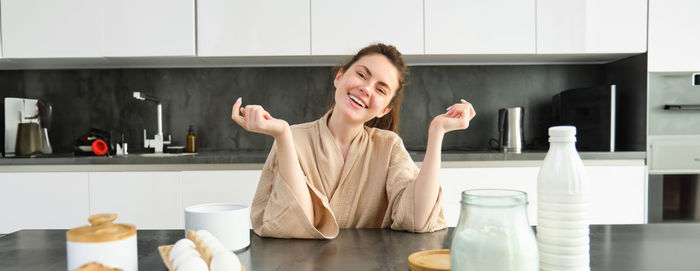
[537,126,590,270]
[450,189,538,271]
[186,125,196,153]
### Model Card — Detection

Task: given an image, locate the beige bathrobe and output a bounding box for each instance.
[250,112,446,239]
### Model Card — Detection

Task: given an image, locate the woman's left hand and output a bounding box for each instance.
[430,99,476,134]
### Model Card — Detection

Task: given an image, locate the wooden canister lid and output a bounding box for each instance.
[74,262,123,271]
[408,249,450,271]
[66,213,136,243]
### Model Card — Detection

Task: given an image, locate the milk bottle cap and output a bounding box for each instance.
[549,126,576,137]
[549,126,577,142]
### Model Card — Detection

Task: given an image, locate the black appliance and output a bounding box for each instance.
[552,84,616,152]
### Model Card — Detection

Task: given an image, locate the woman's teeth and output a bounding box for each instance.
[349,94,367,108]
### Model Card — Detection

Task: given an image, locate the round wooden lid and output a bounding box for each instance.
[66,213,136,243]
[408,249,450,271]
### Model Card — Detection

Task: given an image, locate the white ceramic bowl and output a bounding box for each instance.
[185,203,250,251]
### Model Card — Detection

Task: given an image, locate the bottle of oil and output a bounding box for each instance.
[186,125,196,153]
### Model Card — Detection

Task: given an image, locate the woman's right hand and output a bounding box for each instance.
[232,98,289,138]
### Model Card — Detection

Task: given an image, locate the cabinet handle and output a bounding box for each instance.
[695,158,700,162]
[664,104,700,110]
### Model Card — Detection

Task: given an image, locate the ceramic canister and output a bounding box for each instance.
[66,213,137,271]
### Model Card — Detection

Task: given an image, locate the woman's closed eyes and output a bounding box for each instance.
[356,70,388,96]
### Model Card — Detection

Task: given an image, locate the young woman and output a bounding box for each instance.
[231,44,476,239]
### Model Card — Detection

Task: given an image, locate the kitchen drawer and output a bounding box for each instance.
[651,144,700,172]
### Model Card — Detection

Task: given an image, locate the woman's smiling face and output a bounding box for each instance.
[333,53,400,125]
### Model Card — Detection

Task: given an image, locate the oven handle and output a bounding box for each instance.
[664,104,700,110]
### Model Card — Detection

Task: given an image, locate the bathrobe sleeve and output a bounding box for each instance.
[250,142,339,239]
[386,138,447,233]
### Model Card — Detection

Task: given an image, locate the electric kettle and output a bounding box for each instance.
[498,107,525,153]
[15,122,42,157]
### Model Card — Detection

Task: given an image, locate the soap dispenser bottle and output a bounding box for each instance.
[186,125,196,153]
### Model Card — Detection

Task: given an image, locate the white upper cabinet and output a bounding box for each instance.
[425,0,536,54]
[103,0,195,57]
[1,0,194,58]
[648,0,700,72]
[0,0,651,65]
[311,0,423,55]
[197,0,310,56]
[537,0,647,54]
[0,0,102,58]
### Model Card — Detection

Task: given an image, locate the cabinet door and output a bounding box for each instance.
[537,0,647,54]
[103,0,195,57]
[311,0,423,55]
[182,170,261,230]
[0,0,102,58]
[648,135,700,174]
[181,170,261,208]
[440,164,647,227]
[425,0,535,54]
[197,0,310,56]
[0,172,89,233]
[440,167,540,227]
[648,0,700,71]
[89,172,182,229]
[587,165,647,224]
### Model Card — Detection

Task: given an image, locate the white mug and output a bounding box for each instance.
[185,203,250,251]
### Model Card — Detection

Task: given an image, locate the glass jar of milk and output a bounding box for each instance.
[450,189,538,271]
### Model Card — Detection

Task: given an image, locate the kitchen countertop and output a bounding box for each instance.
[0,150,645,166]
[0,223,698,271]
[0,150,646,171]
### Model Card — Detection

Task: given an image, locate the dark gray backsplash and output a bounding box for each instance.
[402,65,608,151]
[0,55,646,154]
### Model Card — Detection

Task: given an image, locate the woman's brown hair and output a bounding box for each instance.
[331,43,409,133]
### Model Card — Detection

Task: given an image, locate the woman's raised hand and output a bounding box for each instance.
[232,98,289,138]
[430,99,476,134]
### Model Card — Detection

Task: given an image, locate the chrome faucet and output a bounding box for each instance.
[133,91,171,153]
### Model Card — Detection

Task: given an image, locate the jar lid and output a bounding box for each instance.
[408,249,450,271]
[66,213,136,243]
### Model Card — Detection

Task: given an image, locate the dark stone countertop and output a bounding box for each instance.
[0,150,645,166]
[1,224,699,271]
